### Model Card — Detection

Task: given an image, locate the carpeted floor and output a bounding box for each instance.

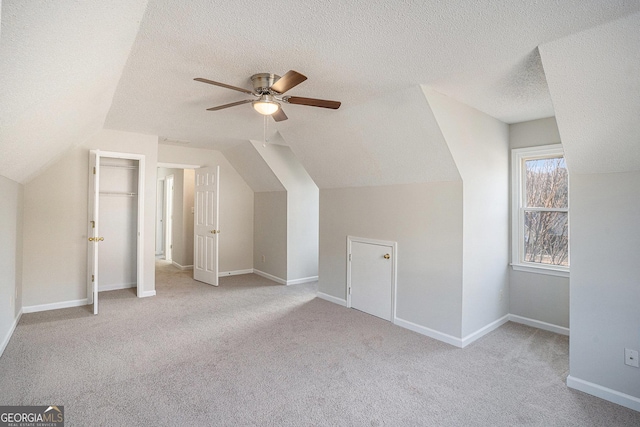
[1,262,639,426]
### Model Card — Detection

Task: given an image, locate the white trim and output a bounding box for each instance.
[511,144,569,274]
[508,314,570,336]
[138,290,156,298]
[219,269,254,277]
[317,292,347,307]
[394,317,463,348]
[157,162,201,169]
[90,150,147,303]
[22,299,88,314]
[567,376,640,412]
[346,235,398,324]
[286,276,319,286]
[0,309,22,358]
[511,263,569,278]
[253,269,286,285]
[172,261,194,271]
[461,315,510,348]
[98,282,137,292]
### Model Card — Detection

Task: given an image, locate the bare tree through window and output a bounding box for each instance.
[523,157,569,266]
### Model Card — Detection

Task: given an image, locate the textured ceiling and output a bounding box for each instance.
[540,12,640,174]
[222,140,285,192]
[3,1,640,184]
[0,0,149,183]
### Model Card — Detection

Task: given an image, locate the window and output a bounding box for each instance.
[511,144,569,276]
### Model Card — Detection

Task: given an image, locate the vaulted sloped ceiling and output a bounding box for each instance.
[223,140,285,193]
[539,12,640,175]
[279,86,460,188]
[0,0,149,183]
[3,1,640,186]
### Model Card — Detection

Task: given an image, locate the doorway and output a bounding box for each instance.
[347,236,397,322]
[87,150,145,314]
[155,163,220,287]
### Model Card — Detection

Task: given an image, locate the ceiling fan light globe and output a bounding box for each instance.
[252,100,280,115]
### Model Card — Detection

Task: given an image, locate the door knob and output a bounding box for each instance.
[88,237,105,242]
[384,254,390,259]
[210,230,217,234]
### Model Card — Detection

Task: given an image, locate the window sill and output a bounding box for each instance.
[511,263,569,278]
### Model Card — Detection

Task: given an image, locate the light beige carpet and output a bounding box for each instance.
[1,262,639,426]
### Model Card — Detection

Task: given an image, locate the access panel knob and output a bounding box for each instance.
[384,254,390,259]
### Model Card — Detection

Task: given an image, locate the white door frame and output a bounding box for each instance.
[88,149,145,310]
[156,178,165,256]
[164,174,174,261]
[346,235,398,323]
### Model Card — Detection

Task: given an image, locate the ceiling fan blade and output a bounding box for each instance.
[285,96,341,110]
[272,107,288,122]
[270,70,307,94]
[206,99,253,111]
[194,78,254,95]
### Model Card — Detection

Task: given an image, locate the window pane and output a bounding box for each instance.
[524,211,569,266]
[525,157,568,208]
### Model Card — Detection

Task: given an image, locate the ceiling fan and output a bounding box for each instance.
[194,70,341,122]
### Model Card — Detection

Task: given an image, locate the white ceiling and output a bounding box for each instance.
[540,12,640,175]
[0,0,149,183]
[2,1,639,184]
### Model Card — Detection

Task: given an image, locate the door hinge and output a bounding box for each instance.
[349,254,352,261]
[348,287,351,295]
[90,220,95,229]
[91,275,95,282]
[93,167,96,175]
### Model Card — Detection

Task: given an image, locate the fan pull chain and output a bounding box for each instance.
[263,115,269,147]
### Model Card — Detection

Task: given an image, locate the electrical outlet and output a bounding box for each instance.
[261,255,266,263]
[625,348,639,368]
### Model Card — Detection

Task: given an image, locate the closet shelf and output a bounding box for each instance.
[99,191,137,197]
[100,164,138,170]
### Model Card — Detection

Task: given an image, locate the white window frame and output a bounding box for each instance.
[511,144,569,277]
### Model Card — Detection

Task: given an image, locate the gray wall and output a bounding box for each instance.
[319,182,464,337]
[425,88,510,337]
[508,117,569,328]
[251,140,319,281]
[0,175,23,355]
[570,171,640,398]
[253,192,287,279]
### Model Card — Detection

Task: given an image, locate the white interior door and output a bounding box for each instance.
[87,151,101,314]
[348,238,396,321]
[194,166,219,286]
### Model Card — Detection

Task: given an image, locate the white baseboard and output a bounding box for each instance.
[22,299,88,314]
[286,276,318,286]
[99,282,136,292]
[138,290,156,298]
[0,309,23,358]
[219,269,254,277]
[172,261,193,271]
[508,314,569,336]
[567,375,640,412]
[253,269,286,285]
[394,317,463,348]
[461,314,510,348]
[316,292,347,307]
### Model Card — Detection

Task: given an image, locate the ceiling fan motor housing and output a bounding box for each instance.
[251,73,281,94]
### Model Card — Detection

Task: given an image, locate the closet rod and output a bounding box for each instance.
[100,164,138,170]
